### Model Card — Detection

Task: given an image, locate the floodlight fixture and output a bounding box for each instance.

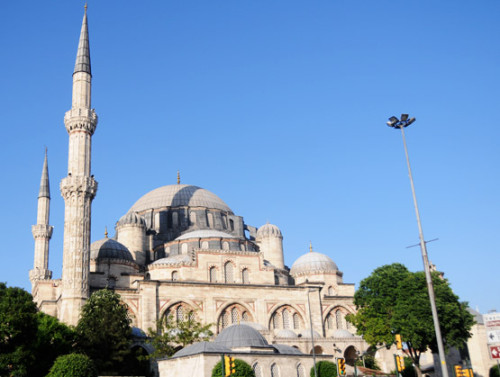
[401,114,409,121]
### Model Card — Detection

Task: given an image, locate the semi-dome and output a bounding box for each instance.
[90,238,133,261]
[332,329,354,338]
[175,230,237,241]
[290,251,338,276]
[129,184,232,213]
[275,329,298,338]
[256,223,282,238]
[215,324,270,348]
[172,341,231,358]
[117,211,146,227]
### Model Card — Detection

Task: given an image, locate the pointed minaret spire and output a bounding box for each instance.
[309,241,313,253]
[60,6,98,325]
[39,148,50,199]
[30,150,54,288]
[74,4,91,75]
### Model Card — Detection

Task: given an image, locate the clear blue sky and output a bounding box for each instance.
[1,1,498,313]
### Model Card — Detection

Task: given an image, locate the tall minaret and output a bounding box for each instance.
[29,149,53,288]
[59,6,98,325]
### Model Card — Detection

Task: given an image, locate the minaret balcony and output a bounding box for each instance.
[64,108,98,134]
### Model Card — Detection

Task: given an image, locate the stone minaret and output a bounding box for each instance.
[29,149,53,288]
[59,7,98,325]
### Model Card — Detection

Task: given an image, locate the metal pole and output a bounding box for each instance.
[307,289,318,377]
[398,124,449,377]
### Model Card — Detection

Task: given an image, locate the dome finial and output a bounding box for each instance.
[177,170,180,184]
[104,226,108,238]
[309,241,313,253]
[84,2,88,14]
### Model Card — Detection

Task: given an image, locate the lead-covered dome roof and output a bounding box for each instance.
[256,223,282,238]
[90,238,133,261]
[117,211,146,227]
[129,184,232,213]
[290,251,338,276]
[215,324,270,348]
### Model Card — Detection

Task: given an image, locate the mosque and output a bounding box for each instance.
[28,7,394,377]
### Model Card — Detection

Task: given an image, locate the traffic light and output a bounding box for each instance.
[231,356,236,374]
[395,334,403,350]
[338,358,346,376]
[396,356,405,372]
[224,355,231,377]
[455,365,464,377]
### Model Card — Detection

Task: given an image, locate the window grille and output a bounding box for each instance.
[293,313,300,329]
[224,262,234,283]
[231,307,239,324]
[209,267,217,283]
[242,268,249,284]
[282,309,290,329]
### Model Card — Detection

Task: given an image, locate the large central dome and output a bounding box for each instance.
[129,184,232,213]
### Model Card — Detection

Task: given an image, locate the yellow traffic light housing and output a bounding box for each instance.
[224,355,231,377]
[396,356,405,372]
[338,358,346,375]
[395,334,403,350]
[231,356,236,374]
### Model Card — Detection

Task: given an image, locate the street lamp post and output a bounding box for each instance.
[386,114,449,377]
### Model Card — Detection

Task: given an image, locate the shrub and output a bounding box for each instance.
[310,360,337,377]
[490,364,500,377]
[212,358,255,377]
[47,353,97,377]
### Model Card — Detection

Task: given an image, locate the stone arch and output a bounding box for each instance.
[324,305,353,330]
[269,304,305,330]
[161,301,196,325]
[252,362,263,377]
[171,270,178,281]
[217,302,254,332]
[296,362,306,377]
[270,363,280,377]
[310,345,323,355]
[344,345,358,366]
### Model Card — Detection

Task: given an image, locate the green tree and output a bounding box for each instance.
[211,358,255,377]
[355,353,380,371]
[490,364,500,377]
[31,312,76,377]
[0,282,38,377]
[47,353,97,377]
[76,289,132,375]
[310,360,337,377]
[346,264,474,377]
[148,313,213,358]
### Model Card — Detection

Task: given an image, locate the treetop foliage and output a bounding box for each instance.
[211,358,255,377]
[346,263,474,369]
[47,353,98,377]
[310,360,337,377]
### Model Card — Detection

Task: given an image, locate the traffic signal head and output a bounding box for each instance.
[231,357,236,374]
[224,355,231,377]
[338,358,346,375]
[396,356,405,372]
[395,334,403,350]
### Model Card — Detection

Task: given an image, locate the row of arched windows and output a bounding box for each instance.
[325,309,351,330]
[209,264,250,284]
[270,306,302,330]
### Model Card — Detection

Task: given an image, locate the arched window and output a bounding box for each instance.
[242,268,249,284]
[222,241,229,250]
[221,214,227,229]
[201,241,209,249]
[176,305,184,322]
[282,308,290,329]
[207,212,214,227]
[242,311,249,322]
[326,312,334,329]
[271,363,280,377]
[189,211,197,225]
[231,308,239,324]
[171,270,178,281]
[229,219,234,231]
[172,212,178,227]
[181,243,188,253]
[328,286,334,296]
[297,363,305,377]
[253,363,262,377]
[221,312,229,329]
[274,273,279,285]
[209,267,217,283]
[293,313,300,330]
[224,262,234,283]
[336,310,344,329]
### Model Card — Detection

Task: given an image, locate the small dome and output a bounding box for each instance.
[332,329,354,338]
[275,329,298,338]
[131,327,147,338]
[273,344,303,355]
[129,184,232,213]
[90,238,133,261]
[256,223,282,238]
[117,211,146,227]
[290,251,338,276]
[215,324,270,348]
[175,230,237,241]
[299,329,322,339]
[172,342,231,358]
